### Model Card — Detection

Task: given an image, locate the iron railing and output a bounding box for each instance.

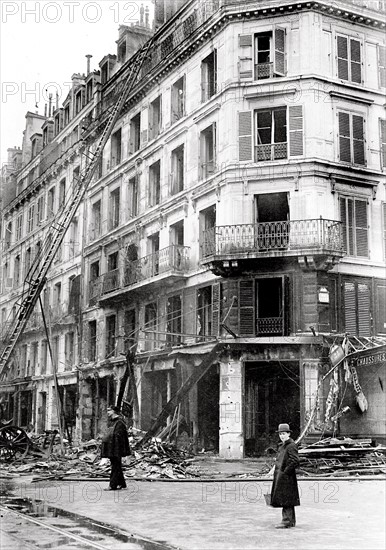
[255,142,287,161]
[202,219,343,258]
[102,269,120,295]
[254,63,273,80]
[123,245,190,287]
[256,317,284,335]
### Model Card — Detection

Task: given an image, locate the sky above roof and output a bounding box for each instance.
[0,0,153,166]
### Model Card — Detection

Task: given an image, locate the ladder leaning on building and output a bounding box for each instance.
[0,38,155,380]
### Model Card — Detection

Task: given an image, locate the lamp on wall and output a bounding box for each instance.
[318,286,330,304]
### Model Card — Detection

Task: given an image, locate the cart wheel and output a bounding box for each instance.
[0,426,30,461]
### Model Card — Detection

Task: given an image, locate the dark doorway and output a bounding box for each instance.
[197,365,219,452]
[244,361,300,456]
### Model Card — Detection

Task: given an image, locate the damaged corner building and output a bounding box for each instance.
[0,0,386,459]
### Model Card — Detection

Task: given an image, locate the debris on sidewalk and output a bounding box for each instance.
[298,437,386,476]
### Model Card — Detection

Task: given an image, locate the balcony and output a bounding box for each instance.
[255,142,287,162]
[254,63,273,80]
[92,246,190,306]
[201,219,344,272]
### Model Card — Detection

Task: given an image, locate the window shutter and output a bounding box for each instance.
[238,111,253,161]
[378,45,386,88]
[289,105,303,157]
[238,280,255,335]
[376,283,386,334]
[358,283,371,337]
[383,203,386,259]
[354,199,368,257]
[350,39,362,84]
[129,127,134,154]
[238,34,253,80]
[337,35,349,80]
[344,281,357,334]
[352,115,365,165]
[338,112,351,163]
[212,122,217,168]
[380,119,386,168]
[274,27,286,76]
[212,282,221,337]
[340,197,348,254]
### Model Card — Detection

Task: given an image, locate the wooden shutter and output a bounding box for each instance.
[350,39,362,84]
[352,115,365,166]
[354,199,368,257]
[340,197,354,256]
[383,203,386,259]
[212,282,221,337]
[380,119,386,168]
[358,283,371,337]
[238,280,255,335]
[238,111,253,161]
[338,112,351,162]
[344,281,357,334]
[238,34,253,80]
[337,35,349,80]
[274,27,286,76]
[68,274,81,315]
[376,283,386,334]
[289,105,303,157]
[378,45,386,88]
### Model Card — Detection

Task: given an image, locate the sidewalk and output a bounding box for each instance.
[5,475,386,550]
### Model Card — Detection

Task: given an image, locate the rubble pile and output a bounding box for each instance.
[0,431,200,481]
[298,437,386,476]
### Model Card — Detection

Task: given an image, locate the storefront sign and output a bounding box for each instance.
[356,351,386,367]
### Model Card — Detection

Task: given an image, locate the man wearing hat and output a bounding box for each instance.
[270,423,300,528]
[101,406,131,490]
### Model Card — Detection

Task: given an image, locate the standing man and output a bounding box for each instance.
[101,406,130,491]
[270,423,300,528]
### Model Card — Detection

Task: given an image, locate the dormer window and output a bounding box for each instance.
[31,138,38,158]
[54,113,61,135]
[86,80,93,103]
[118,39,127,63]
[101,63,108,85]
[64,105,70,125]
[75,89,83,115]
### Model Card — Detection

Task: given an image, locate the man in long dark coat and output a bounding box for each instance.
[271,423,300,528]
[101,406,130,490]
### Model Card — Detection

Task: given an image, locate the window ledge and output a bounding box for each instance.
[330,91,374,105]
[244,87,297,100]
[193,103,221,124]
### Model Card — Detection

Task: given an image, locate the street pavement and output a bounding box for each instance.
[3,474,385,550]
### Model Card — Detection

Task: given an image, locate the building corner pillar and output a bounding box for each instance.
[219,358,244,459]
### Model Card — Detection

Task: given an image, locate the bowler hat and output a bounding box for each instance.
[108,405,121,414]
[276,423,291,433]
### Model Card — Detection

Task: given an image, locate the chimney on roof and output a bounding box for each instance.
[140,3,144,26]
[48,94,53,117]
[145,5,149,27]
[86,54,93,76]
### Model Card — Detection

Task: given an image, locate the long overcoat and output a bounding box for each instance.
[101,417,130,459]
[271,438,300,508]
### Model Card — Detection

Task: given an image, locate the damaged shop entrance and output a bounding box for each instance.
[244,361,300,456]
[140,357,219,452]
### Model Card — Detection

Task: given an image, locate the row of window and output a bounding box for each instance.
[12,332,77,379]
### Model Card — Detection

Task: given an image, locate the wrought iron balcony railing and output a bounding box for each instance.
[123,245,190,287]
[254,62,274,80]
[201,219,344,259]
[102,269,120,295]
[255,142,287,162]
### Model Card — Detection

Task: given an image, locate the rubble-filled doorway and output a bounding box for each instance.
[197,364,219,452]
[244,361,300,456]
